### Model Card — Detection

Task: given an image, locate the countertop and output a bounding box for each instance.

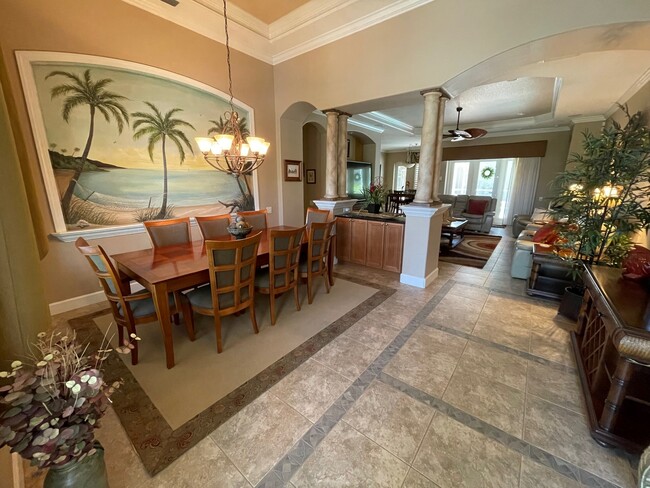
[338,211,406,224]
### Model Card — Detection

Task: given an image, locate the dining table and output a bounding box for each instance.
[110,225,334,369]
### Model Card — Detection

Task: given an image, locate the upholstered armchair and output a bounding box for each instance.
[439,195,496,233]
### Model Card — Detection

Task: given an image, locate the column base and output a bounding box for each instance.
[313,199,358,216]
[399,204,450,288]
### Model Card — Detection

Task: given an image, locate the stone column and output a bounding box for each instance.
[413,90,443,205]
[337,113,349,198]
[323,110,339,200]
[431,95,447,202]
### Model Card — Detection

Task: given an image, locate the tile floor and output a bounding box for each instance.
[25,229,639,487]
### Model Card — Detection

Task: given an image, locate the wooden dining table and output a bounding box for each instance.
[111,225,333,369]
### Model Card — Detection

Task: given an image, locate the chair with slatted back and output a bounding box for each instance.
[305,207,331,226]
[143,217,192,248]
[237,209,268,231]
[255,226,305,325]
[186,232,262,353]
[299,219,336,304]
[75,238,195,365]
[195,214,231,240]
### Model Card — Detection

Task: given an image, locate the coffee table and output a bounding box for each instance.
[441,219,467,248]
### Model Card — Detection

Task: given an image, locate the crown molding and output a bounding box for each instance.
[604,66,650,119]
[121,0,273,63]
[121,0,434,65]
[271,0,433,64]
[570,115,605,124]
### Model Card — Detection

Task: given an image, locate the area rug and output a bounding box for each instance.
[439,234,502,268]
[68,275,393,476]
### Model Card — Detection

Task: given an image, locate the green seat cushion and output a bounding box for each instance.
[187,284,244,310]
[118,290,175,318]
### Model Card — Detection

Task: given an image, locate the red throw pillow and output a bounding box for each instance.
[622,245,650,281]
[466,199,489,215]
[532,223,559,244]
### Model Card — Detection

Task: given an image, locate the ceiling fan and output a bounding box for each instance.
[443,107,487,142]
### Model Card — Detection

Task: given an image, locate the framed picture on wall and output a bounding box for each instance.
[284,160,302,181]
[306,169,316,184]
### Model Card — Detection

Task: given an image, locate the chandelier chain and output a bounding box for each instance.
[222,0,234,113]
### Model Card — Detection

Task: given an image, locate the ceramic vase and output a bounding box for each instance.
[44,443,109,488]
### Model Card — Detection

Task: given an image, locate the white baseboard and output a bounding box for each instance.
[48,281,144,315]
[399,268,439,288]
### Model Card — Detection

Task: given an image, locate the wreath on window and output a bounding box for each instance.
[481,167,495,179]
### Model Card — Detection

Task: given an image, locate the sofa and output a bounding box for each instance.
[439,194,497,233]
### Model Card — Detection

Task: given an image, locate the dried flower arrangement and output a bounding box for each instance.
[0,328,138,469]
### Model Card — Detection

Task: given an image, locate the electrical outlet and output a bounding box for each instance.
[266,206,272,214]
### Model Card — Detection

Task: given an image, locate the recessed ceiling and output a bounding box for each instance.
[230,0,310,24]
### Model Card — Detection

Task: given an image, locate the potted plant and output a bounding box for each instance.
[0,328,137,487]
[362,179,388,214]
[550,105,650,319]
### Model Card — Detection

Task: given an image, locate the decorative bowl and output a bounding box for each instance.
[227,224,252,239]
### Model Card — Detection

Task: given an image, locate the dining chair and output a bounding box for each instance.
[305,207,331,225]
[75,238,195,365]
[143,217,192,248]
[195,214,231,240]
[186,232,262,353]
[255,226,306,325]
[299,219,336,304]
[237,209,268,230]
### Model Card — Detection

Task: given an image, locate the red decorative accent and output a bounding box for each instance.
[532,223,559,244]
[466,198,489,215]
[622,245,650,281]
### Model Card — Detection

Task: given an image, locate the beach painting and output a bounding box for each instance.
[16,52,258,237]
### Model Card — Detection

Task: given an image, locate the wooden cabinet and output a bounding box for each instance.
[336,218,351,262]
[336,217,404,272]
[350,219,368,265]
[366,221,385,269]
[382,222,404,273]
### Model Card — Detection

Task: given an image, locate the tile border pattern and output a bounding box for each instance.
[257,278,633,488]
[68,274,394,476]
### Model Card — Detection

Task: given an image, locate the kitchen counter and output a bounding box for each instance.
[338,211,405,224]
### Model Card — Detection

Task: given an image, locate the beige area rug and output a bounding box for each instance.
[94,278,376,430]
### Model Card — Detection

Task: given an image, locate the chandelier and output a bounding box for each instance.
[194,0,269,176]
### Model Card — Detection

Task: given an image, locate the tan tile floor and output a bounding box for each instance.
[25,229,638,487]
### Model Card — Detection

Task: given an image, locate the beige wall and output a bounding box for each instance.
[302,123,326,210]
[566,121,606,169]
[383,151,416,191]
[0,0,277,304]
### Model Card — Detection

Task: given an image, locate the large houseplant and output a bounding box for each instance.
[550,106,650,316]
[0,329,137,487]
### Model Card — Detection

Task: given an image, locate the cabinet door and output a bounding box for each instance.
[350,219,368,265]
[336,218,351,262]
[382,223,404,273]
[365,221,385,269]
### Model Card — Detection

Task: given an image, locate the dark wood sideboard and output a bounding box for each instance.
[573,265,650,452]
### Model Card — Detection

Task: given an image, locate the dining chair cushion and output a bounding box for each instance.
[238,213,267,231]
[299,259,325,273]
[117,290,175,318]
[197,218,230,239]
[255,267,297,289]
[306,210,329,225]
[88,255,118,294]
[187,284,243,310]
[147,221,191,247]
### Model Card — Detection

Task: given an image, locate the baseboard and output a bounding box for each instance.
[399,268,439,288]
[48,281,144,315]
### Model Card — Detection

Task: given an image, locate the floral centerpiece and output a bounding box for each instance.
[0,329,136,484]
[362,179,389,213]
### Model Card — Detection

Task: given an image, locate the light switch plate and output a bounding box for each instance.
[266,206,273,214]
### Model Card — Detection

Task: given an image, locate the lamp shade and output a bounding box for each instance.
[195,137,213,153]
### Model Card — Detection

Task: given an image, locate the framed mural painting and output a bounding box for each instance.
[16,51,260,241]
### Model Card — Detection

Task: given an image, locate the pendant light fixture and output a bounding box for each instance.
[194,0,269,176]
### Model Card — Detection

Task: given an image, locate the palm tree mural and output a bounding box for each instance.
[47,69,129,221]
[208,115,249,139]
[131,102,195,220]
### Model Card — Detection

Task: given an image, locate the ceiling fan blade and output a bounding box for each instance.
[464,128,487,139]
[453,129,471,138]
[450,136,466,142]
